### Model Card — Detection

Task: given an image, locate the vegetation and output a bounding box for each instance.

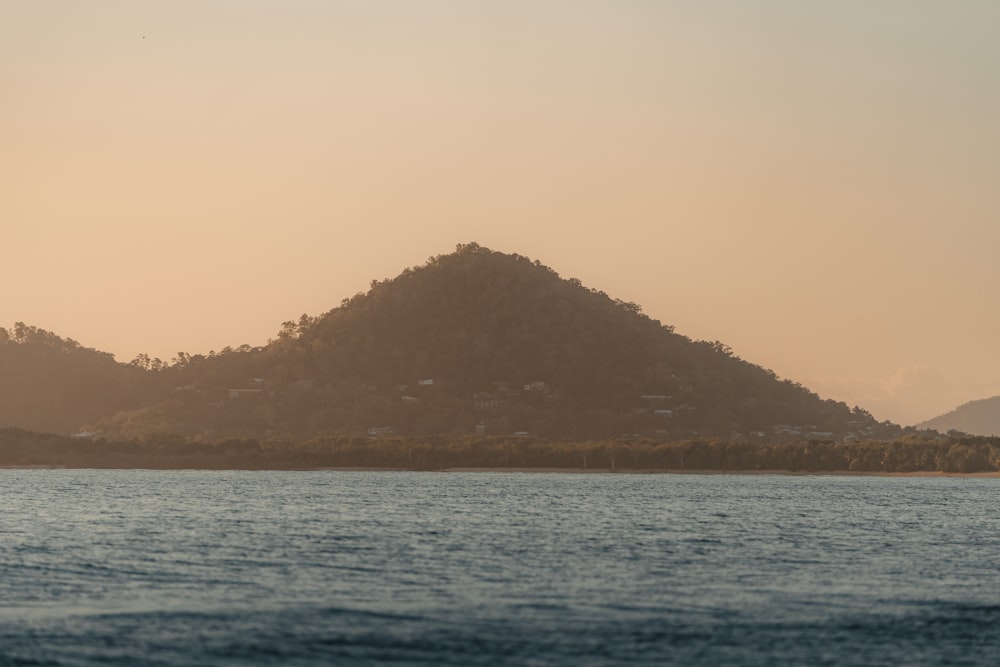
[15,243,887,442]
[0,323,153,433]
[1,428,996,474]
[1,244,907,446]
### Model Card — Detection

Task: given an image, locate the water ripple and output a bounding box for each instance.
[1,470,999,665]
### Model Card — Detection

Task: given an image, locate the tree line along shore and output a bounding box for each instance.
[2,429,998,474]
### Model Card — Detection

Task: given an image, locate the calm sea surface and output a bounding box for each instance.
[1,470,999,666]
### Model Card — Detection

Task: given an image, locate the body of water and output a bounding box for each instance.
[2,470,998,665]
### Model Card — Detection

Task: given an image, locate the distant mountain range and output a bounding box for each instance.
[917,396,1000,436]
[1,243,896,441]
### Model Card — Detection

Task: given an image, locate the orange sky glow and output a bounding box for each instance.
[3,1,999,425]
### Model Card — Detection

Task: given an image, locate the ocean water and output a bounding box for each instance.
[1,470,999,666]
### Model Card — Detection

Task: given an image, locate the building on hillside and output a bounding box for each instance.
[473,393,502,410]
[228,389,263,400]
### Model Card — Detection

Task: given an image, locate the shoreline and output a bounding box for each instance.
[3,465,1000,477]
[441,468,1000,477]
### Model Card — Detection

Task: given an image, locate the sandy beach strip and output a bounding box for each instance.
[4,465,1000,477]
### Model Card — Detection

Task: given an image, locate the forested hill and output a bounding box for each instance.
[0,324,151,433]
[918,396,1000,437]
[86,243,891,441]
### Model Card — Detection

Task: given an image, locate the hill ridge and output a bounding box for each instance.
[3,243,896,441]
[917,396,1000,436]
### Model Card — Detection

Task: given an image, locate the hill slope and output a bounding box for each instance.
[0,323,152,433]
[89,243,888,440]
[917,396,1000,436]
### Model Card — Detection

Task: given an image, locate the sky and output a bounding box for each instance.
[3,1,999,426]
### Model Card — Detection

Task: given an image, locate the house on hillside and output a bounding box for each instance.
[367,426,394,438]
[474,393,502,410]
[228,389,262,400]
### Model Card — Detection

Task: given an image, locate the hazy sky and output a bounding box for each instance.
[4,1,999,425]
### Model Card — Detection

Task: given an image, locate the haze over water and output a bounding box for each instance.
[3,470,999,666]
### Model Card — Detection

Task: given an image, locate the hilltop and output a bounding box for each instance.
[3,244,894,441]
[0,324,151,433]
[85,244,888,440]
[917,396,1000,436]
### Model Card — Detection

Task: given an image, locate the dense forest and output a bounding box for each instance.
[0,324,152,433]
[1,428,996,474]
[4,244,899,442]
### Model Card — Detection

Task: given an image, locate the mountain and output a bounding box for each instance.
[84,243,888,441]
[2,244,893,441]
[917,396,1000,436]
